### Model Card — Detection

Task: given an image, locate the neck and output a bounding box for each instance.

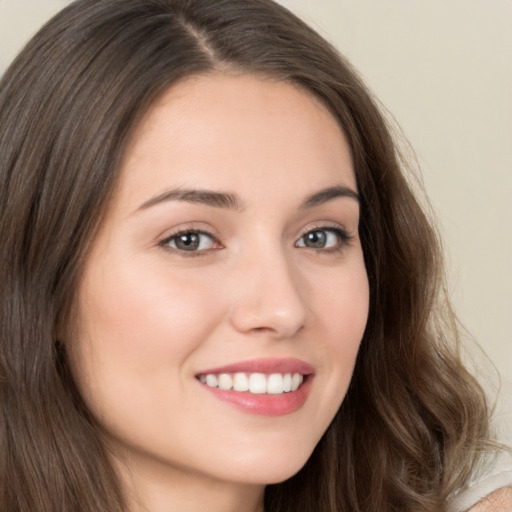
[113,451,265,512]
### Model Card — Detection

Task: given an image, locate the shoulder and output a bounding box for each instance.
[448,449,512,512]
[467,487,512,512]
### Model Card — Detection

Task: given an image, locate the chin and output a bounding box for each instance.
[217,442,316,486]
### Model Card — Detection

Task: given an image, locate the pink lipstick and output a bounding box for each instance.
[196,358,314,417]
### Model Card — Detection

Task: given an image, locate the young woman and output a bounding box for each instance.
[0,1,510,511]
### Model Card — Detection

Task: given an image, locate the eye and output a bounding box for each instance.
[160,230,218,252]
[296,227,349,251]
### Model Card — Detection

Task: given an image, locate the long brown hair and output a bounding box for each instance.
[0,1,491,510]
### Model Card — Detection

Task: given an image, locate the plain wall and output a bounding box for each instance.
[1,1,510,420]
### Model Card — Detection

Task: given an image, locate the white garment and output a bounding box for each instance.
[447,449,512,512]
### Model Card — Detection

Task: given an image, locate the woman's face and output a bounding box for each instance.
[67,74,369,491]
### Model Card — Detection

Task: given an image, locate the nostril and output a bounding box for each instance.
[252,326,273,333]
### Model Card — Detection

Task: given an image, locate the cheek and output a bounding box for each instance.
[312,253,369,344]
[333,270,369,365]
[67,257,222,407]
[309,258,369,403]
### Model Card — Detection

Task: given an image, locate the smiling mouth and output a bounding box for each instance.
[196,359,314,416]
[197,372,305,395]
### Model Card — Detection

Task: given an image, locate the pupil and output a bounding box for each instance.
[177,233,200,250]
[306,230,326,248]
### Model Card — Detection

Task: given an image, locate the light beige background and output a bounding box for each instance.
[1,2,510,391]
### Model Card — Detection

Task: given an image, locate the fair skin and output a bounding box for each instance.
[66,73,369,512]
[470,488,512,512]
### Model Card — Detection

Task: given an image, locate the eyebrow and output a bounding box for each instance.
[135,184,359,213]
[136,188,246,212]
[299,185,360,209]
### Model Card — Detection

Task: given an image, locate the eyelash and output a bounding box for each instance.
[159,228,223,257]
[158,225,353,258]
[295,225,353,255]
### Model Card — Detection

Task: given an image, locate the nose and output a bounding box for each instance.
[228,249,307,339]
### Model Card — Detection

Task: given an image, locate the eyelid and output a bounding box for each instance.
[158,224,224,256]
[156,221,355,258]
[297,222,352,240]
[295,223,354,252]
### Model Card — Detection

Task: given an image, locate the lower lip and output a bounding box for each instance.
[199,376,313,417]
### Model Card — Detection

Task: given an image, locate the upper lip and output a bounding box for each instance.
[196,357,314,376]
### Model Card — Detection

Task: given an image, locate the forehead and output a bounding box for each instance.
[115,72,355,211]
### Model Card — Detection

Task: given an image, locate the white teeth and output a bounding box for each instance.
[199,372,305,394]
[249,373,267,394]
[205,374,218,387]
[283,373,292,392]
[218,373,232,390]
[291,373,303,391]
[233,372,249,392]
[267,373,284,394]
